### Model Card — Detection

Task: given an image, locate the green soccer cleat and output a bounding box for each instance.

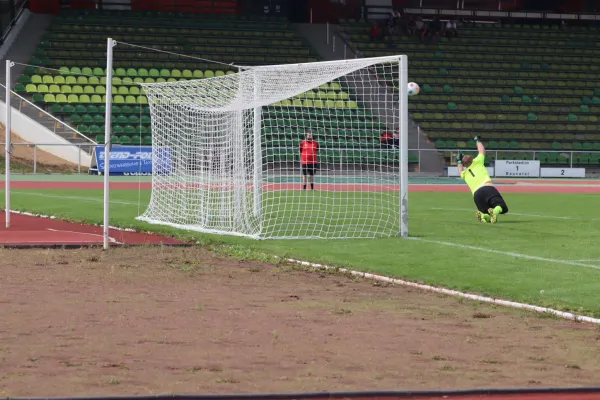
[476,211,485,223]
[488,208,498,224]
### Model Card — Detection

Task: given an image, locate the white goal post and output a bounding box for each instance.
[136,55,409,239]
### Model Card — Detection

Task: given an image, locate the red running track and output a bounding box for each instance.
[0,212,187,248]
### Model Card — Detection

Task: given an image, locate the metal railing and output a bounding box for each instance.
[1,142,94,174]
[5,88,97,145]
[2,141,599,176]
[58,0,241,13]
[333,30,362,60]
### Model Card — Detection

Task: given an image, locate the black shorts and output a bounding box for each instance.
[473,185,509,214]
[301,163,318,176]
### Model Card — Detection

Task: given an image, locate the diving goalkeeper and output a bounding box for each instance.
[457,136,509,224]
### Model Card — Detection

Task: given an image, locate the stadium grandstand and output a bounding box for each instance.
[12,0,420,170]
[3,0,600,175]
[338,1,600,169]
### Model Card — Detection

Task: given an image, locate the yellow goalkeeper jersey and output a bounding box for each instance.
[460,154,493,194]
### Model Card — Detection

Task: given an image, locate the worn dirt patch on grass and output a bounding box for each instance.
[0,246,599,396]
[0,127,84,173]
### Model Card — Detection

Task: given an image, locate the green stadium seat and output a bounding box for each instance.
[37,84,49,93]
[26,84,37,93]
[42,94,55,103]
[31,75,42,84]
[77,124,89,134]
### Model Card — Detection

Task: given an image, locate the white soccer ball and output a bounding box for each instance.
[407,82,420,96]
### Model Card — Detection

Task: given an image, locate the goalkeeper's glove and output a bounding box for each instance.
[474,135,482,142]
[455,153,464,164]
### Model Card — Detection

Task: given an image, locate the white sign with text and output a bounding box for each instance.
[494,160,540,177]
[540,168,586,178]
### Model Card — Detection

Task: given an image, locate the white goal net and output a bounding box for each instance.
[136,55,408,239]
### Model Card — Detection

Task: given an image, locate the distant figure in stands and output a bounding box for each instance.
[405,16,416,36]
[445,19,458,38]
[380,131,393,148]
[392,129,400,148]
[300,132,319,191]
[423,16,442,44]
[457,136,509,224]
[414,17,425,37]
[387,14,397,35]
[370,21,383,42]
[388,9,402,35]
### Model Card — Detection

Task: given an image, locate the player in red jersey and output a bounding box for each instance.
[299,132,319,190]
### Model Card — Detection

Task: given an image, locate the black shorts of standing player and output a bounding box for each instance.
[473,185,509,214]
[301,163,318,176]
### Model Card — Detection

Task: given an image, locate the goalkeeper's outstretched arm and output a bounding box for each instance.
[475,135,485,156]
[457,152,465,175]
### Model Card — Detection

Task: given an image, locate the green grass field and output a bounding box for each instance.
[2,183,600,317]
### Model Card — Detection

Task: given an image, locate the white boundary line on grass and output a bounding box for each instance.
[9,191,139,206]
[431,207,600,222]
[286,257,600,325]
[408,237,600,270]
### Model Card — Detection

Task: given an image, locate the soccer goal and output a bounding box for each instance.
[136,55,409,239]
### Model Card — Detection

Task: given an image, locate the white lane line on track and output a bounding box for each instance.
[47,228,122,244]
[407,237,600,270]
